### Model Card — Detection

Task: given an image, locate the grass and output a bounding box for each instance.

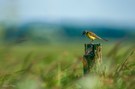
[0,42,135,89]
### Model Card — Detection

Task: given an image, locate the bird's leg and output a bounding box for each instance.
[90,40,93,44]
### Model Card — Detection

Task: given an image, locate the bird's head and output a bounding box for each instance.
[82,30,87,36]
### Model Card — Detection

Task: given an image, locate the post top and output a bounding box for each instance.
[85,43,101,46]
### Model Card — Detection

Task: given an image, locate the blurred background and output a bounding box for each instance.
[0,0,135,89]
[0,0,135,45]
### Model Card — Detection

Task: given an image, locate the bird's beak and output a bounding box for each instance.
[82,32,85,36]
[81,33,84,37]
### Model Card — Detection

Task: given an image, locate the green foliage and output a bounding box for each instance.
[0,42,135,89]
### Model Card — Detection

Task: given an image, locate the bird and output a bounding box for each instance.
[82,30,108,43]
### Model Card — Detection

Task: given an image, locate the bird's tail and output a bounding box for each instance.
[98,37,108,41]
[101,38,108,41]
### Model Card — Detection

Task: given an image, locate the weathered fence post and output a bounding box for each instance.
[83,43,102,74]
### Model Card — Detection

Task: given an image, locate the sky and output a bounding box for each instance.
[0,0,135,24]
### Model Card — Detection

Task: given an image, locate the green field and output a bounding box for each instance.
[0,42,135,89]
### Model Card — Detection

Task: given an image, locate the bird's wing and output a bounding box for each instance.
[89,32,98,38]
[90,32,108,41]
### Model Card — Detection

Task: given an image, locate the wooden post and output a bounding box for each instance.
[83,43,102,74]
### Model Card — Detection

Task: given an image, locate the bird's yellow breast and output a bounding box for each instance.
[87,33,96,40]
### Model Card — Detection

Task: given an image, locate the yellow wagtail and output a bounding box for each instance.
[82,30,108,42]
